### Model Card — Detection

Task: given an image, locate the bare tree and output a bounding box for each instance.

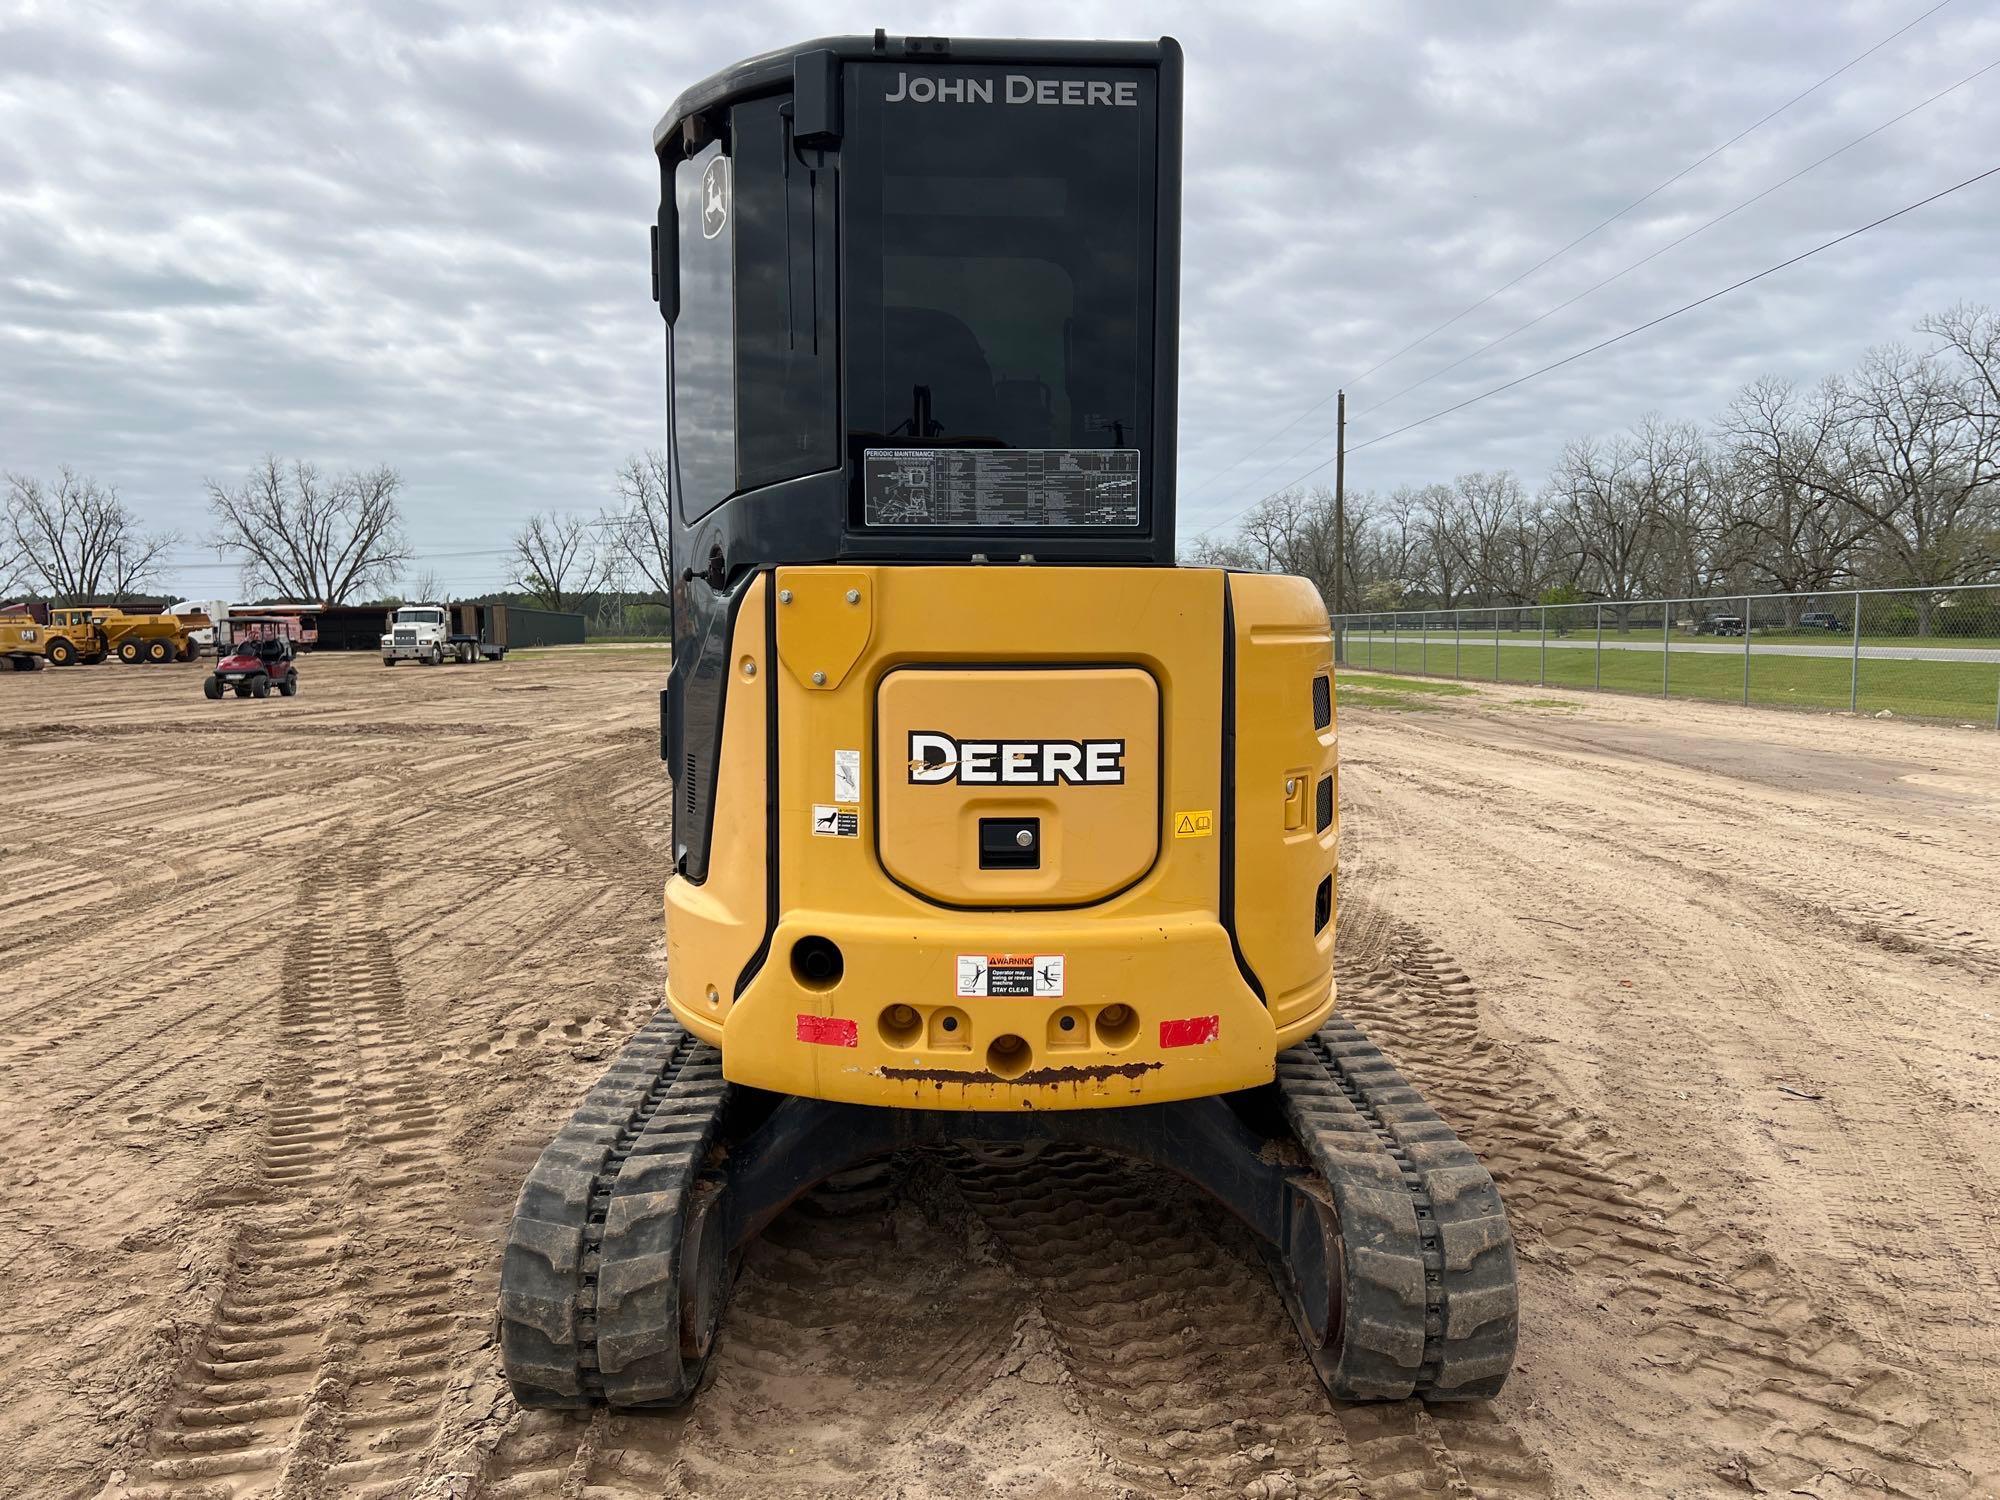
[5,467,178,603]
[1238,487,1340,598]
[206,456,411,604]
[1918,302,2000,425]
[1626,415,1721,599]
[1444,470,1563,604]
[1178,533,1259,569]
[1194,304,2000,619]
[1546,434,1655,607]
[1824,342,1999,625]
[0,531,25,599]
[605,451,674,596]
[509,511,601,611]
[404,567,445,603]
[1717,376,1863,610]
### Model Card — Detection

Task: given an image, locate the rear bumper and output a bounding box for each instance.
[667,909,1333,1111]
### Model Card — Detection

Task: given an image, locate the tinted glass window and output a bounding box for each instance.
[733,96,839,490]
[844,64,1155,459]
[673,141,736,521]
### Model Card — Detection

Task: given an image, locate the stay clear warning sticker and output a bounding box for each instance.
[812,804,858,837]
[957,953,1064,998]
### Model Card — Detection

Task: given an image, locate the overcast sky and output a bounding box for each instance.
[3,0,1996,595]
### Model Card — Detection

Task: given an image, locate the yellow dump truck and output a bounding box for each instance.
[12,608,209,667]
[2,613,49,671]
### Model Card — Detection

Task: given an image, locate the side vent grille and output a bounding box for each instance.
[1315,774,1334,833]
[1312,673,1332,729]
[1313,875,1332,933]
[683,753,699,822]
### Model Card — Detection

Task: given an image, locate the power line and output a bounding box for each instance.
[1351,52,2000,420]
[153,513,646,576]
[1180,0,1954,512]
[1195,160,2000,536]
[1343,0,1957,389]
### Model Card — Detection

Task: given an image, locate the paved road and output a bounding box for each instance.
[1339,632,2000,665]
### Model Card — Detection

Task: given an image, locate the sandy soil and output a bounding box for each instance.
[1,652,1993,1500]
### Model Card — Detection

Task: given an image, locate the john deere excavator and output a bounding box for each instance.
[500,32,1518,1411]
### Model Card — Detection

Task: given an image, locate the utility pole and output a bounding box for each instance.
[1333,389,1346,664]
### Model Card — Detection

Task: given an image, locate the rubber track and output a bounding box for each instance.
[595,1045,730,1406]
[1276,1017,1518,1400]
[497,1011,725,1407]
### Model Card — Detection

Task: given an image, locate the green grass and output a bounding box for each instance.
[1337,674,1476,712]
[1337,640,1999,722]
[512,645,670,661]
[1344,627,2000,651]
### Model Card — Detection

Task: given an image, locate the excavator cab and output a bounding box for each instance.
[501,32,1518,1415]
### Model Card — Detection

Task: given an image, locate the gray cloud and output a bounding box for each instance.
[1,0,1995,592]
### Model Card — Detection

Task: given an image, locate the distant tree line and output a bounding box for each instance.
[1187,304,2000,632]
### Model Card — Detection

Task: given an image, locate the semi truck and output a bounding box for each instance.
[381,602,509,665]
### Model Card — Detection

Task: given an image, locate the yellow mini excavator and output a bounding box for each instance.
[500,31,1518,1410]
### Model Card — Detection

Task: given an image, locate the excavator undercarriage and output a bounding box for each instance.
[500,1015,1515,1409]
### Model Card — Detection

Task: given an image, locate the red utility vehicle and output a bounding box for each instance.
[203,626,299,700]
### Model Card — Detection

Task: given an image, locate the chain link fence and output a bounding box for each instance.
[1332,584,2000,728]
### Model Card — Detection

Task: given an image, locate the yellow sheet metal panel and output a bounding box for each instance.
[875,666,1159,907]
[774,568,874,691]
[1229,572,1338,1038]
[667,563,1335,1110]
[722,909,1278,1109]
[666,575,769,1044]
[770,564,1226,927]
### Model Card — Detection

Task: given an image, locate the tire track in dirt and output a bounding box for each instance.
[950,1144,1351,1498]
[1339,731,2000,1413]
[460,1135,1555,1500]
[954,1145,1553,1500]
[105,852,466,1500]
[1359,710,2000,981]
[0,935,264,1073]
[462,1159,1045,1500]
[1333,908,1986,1500]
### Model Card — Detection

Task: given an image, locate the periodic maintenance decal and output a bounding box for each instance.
[864,449,1139,528]
[957,953,1065,997]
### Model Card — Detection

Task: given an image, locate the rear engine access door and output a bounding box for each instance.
[876,666,1159,907]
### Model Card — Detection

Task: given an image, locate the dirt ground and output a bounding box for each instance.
[2,650,1994,1500]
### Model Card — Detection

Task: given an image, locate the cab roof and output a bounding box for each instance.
[653,32,1176,153]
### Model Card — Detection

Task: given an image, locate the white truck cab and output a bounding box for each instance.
[170,599,232,651]
[382,602,506,666]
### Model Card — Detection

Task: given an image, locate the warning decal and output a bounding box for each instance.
[1173,809,1214,838]
[832,748,861,804]
[957,953,1065,998]
[811,804,859,838]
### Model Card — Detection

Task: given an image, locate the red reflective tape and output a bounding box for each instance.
[1159,1015,1220,1048]
[796,1014,858,1047]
